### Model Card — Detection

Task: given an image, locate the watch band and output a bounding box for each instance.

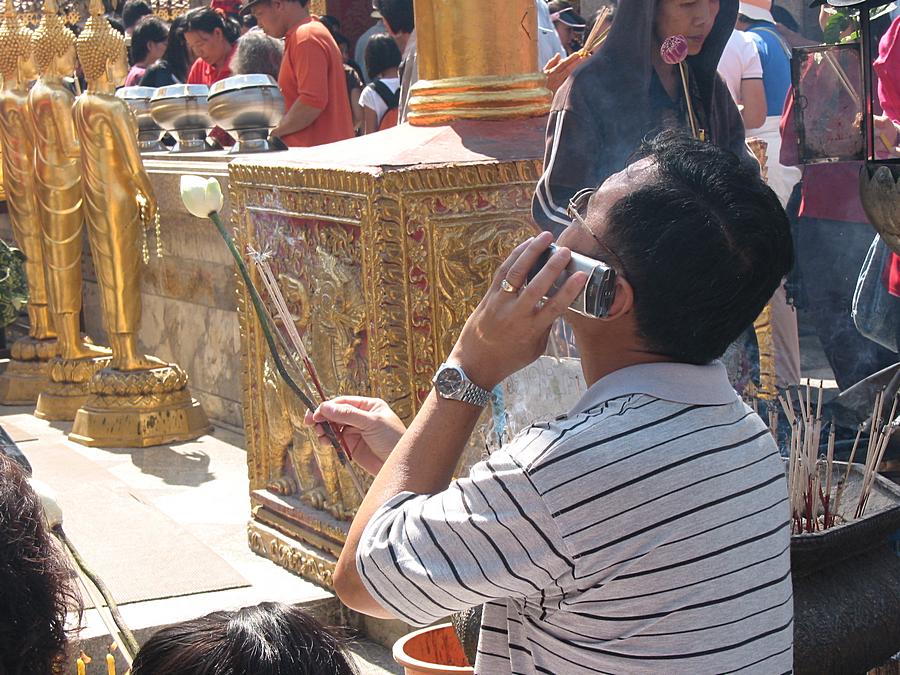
[458,380,492,407]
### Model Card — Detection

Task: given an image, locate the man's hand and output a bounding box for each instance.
[449,232,588,391]
[305,397,406,476]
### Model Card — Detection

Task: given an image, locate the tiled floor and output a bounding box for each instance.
[1,407,399,675]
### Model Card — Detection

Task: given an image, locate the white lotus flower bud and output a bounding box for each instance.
[180,175,224,218]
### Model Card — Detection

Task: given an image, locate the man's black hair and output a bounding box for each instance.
[130,16,168,63]
[375,0,414,34]
[122,0,152,30]
[600,131,793,365]
[364,32,401,80]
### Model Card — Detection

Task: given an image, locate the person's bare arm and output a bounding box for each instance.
[331,234,587,617]
[739,78,767,131]
[271,99,323,140]
[362,106,379,134]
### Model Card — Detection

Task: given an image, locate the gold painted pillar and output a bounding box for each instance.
[408,0,551,125]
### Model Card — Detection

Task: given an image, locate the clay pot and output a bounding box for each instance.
[393,623,475,675]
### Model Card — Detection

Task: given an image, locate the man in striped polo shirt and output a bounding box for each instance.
[308,132,795,674]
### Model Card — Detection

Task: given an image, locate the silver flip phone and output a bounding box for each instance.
[527,243,617,318]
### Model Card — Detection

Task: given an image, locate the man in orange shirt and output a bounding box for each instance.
[242,0,354,147]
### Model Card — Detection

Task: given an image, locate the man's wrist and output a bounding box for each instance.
[446,351,501,392]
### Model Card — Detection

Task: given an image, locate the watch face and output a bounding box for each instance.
[436,367,464,397]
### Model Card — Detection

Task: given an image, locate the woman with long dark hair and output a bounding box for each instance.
[139,14,191,86]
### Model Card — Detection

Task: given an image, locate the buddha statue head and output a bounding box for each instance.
[32,0,77,79]
[0,0,36,86]
[76,0,128,91]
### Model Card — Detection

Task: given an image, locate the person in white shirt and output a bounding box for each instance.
[358,34,402,133]
[718,28,766,130]
[536,0,566,69]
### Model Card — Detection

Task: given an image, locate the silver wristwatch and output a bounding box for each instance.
[432,363,492,407]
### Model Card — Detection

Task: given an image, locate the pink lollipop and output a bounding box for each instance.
[660,34,688,65]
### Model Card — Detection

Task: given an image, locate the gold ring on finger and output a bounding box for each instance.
[500,278,519,294]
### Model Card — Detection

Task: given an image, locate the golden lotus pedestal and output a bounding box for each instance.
[34,355,111,421]
[0,336,57,404]
[231,118,545,587]
[69,364,211,447]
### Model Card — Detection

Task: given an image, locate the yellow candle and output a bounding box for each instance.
[107,654,116,675]
[77,658,86,675]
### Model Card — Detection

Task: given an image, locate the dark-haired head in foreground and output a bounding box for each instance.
[557,130,793,365]
[0,454,81,675]
[130,602,357,675]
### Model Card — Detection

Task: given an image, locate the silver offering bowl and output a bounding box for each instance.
[208,75,285,154]
[860,162,900,255]
[117,86,166,153]
[149,84,214,153]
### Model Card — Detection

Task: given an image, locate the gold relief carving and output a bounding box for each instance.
[433,219,537,359]
[248,523,335,587]
[232,156,542,582]
[753,303,777,400]
[250,213,369,520]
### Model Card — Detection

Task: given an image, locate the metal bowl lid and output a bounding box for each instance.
[151,83,210,101]
[117,86,157,100]
[208,74,279,98]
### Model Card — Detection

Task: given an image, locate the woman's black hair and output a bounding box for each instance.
[0,454,82,675]
[131,602,358,675]
[160,14,190,82]
[183,6,240,44]
[364,33,402,81]
[131,15,169,63]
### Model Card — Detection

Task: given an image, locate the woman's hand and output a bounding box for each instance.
[304,396,407,476]
[543,52,586,94]
[448,231,588,391]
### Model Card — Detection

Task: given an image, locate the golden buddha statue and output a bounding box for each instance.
[73,0,161,372]
[30,0,110,420]
[68,0,210,447]
[0,0,58,403]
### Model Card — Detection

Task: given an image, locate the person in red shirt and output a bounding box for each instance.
[184,7,239,85]
[242,0,354,147]
[183,7,240,146]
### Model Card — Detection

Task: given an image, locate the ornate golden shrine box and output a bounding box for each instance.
[230,119,544,585]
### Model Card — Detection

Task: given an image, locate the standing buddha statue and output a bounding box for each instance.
[0,0,58,404]
[69,0,209,447]
[30,0,110,420]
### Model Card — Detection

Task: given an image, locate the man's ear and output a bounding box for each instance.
[602,276,634,321]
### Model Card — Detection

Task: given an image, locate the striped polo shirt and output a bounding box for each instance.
[357,361,794,674]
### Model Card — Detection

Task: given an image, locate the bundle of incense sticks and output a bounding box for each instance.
[247,247,365,498]
[577,6,611,57]
[775,383,898,534]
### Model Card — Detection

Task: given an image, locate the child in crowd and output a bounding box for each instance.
[130,602,358,675]
[359,33,402,134]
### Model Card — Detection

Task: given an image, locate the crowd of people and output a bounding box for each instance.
[91,0,422,146]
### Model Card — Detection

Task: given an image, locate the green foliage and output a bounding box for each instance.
[0,239,28,328]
